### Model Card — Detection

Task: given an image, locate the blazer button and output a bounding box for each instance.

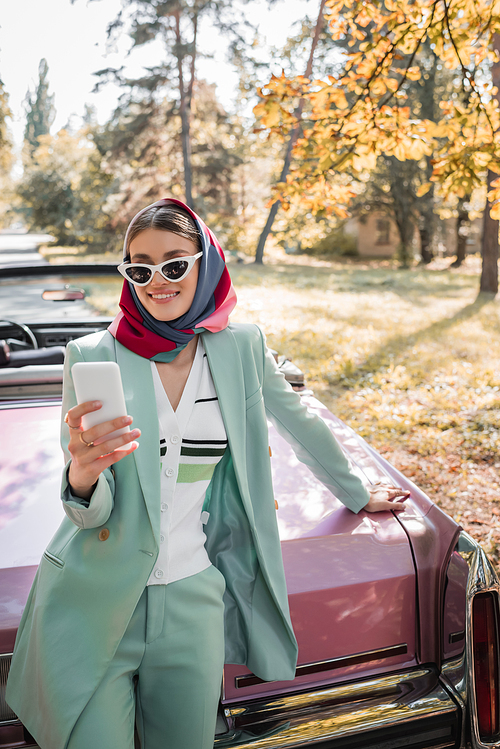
[98,528,110,541]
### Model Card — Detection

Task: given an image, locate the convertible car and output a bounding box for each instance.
[0,263,498,749]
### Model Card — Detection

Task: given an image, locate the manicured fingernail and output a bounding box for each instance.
[131,429,140,437]
[123,415,133,425]
[93,401,102,408]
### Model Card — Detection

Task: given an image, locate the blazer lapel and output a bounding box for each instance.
[115,341,161,538]
[202,329,255,526]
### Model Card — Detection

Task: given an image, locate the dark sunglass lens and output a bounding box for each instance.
[126,266,152,285]
[162,260,189,280]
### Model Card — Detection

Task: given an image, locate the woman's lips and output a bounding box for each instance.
[148,290,180,303]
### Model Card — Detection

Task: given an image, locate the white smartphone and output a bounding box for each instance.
[71,361,130,445]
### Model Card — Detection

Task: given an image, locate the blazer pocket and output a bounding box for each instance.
[245,387,263,411]
[43,551,65,569]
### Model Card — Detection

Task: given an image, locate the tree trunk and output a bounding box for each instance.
[175,11,194,208]
[451,197,469,268]
[419,225,433,264]
[480,168,499,293]
[180,106,193,208]
[254,0,327,264]
[390,171,414,267]
[254,135,297,264]
[479,33,500,293]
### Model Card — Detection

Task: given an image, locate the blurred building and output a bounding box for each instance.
[344,213,483,258]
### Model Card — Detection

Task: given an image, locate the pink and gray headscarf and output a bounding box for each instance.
[108,198,237,361]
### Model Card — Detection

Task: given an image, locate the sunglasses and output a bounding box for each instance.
[118,252,203,286]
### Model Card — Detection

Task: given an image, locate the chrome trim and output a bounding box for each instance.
[0,365,64,400]
[441,654,467,749]
[0,364,63,387]
[235,643,408,688]
[443,531,500,749]
[217,667,459,748]
[0,718,20,726]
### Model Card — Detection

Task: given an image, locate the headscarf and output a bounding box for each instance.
[108,198,237,361]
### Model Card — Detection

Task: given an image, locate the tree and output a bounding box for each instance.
[93,79,245,247]
[480,34,500,294]
[254,0,500,287]
[24,58,56,153]
[254,0,328,264]
[350,40,444,265]
[0,77,14,227]
[353,155,422,266]
[17,126,117,249]
[89,0,254,210]
[0,80,14,226]
[450,195,471,267]
[0,78,12,166]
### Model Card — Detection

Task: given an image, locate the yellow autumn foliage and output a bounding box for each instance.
[254,0,500,219]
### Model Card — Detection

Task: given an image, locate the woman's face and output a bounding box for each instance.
[128,228,201,321]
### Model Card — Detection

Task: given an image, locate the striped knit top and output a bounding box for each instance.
[147,339,227,586]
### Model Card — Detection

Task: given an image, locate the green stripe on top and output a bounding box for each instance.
[181,446,227,457]
[177,463,217,484]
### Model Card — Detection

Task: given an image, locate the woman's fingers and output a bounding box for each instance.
[365,484,410,513]
[66,401,139,498]
[365,496,406,513]
[388,488,410,500]
[65,400,102,430]
[96,440,139,469]
[80,414,134,447]
[66,406,135,454]
[82,429,141,460]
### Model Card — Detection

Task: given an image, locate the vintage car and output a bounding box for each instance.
[0,262,499,749]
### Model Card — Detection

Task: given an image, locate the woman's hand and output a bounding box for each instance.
[65,401,140,501]
[364,483,410,513]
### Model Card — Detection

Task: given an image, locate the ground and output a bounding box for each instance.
[228,253,500,567]
[42,244,500,565]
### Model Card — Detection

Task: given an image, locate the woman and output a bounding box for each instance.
[6,198,406,749]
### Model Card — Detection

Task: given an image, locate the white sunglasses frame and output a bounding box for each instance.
[118,252,203,286]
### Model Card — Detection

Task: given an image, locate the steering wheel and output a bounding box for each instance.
[0,319,39,349]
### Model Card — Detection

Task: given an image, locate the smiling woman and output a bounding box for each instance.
[5,197,405,749]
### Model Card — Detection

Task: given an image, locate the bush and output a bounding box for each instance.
[303,228,358,258]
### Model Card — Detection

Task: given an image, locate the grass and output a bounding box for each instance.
[229,257,500,565]
[39,244,121,265]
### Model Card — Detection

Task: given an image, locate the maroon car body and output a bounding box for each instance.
[0,265,499,749]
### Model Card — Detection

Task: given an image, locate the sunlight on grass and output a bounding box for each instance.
[230,262,500,563]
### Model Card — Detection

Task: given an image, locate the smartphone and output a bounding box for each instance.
[71,361,130,445]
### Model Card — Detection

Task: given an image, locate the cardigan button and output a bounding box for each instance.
[171,435,180,444]
[154,569,164,579]
[98,528,110,541]
[165,467,175,477]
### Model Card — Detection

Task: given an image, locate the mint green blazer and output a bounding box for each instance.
[6,323,369,749]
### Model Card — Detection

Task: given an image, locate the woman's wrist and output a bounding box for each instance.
[67,466,97,501]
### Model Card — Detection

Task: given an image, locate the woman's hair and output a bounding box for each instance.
[126,204,202,256]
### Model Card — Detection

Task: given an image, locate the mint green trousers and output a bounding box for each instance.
[67,564,226,749]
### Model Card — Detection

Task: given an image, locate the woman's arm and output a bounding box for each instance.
[259,332,406,514]
[60,340,140,528]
